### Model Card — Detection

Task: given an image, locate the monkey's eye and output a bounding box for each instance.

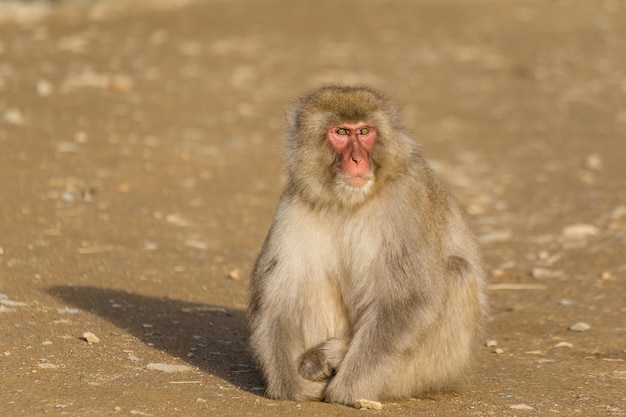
[336,128,349,135]
[358,127,370,135]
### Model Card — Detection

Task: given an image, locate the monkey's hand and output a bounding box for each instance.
[324,372,373,406]
[298,338,348,382]
[322,344,383,406]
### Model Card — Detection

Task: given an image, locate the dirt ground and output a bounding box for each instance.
[0,0,624,416]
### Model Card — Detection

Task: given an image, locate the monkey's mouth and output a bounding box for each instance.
[343,176,371,188]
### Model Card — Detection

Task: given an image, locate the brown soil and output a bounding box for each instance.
[0,1,624,416]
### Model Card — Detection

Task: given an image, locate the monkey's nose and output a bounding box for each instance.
[350,148,365,164]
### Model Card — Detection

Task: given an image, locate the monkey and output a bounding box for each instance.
[247,85,486,406]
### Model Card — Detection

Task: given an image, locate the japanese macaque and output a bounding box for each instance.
[247,85,486,405]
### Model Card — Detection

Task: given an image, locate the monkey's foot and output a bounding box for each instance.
[298,338,348,382]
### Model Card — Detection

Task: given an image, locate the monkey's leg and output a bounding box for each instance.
[299,338,348,381]
[324,266,481,405]
[322,321,393,403]
[249,316,329,401]
[249,269,348,400]
[323,291,448,405]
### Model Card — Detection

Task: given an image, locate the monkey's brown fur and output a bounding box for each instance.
[248,85,486,405]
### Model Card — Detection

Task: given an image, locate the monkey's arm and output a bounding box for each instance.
[248,196,345,401]
[248,254,331,400]
[324,250,449,405]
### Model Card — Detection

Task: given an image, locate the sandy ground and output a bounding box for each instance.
[0,0,625,416]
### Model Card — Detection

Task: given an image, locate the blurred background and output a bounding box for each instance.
[1,1,624,416]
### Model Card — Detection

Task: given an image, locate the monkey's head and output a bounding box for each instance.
[285,85,416,210]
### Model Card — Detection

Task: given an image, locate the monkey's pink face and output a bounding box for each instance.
[327,123,376,188]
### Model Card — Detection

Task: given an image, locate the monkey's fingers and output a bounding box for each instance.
[299,355,334,382]
[298,338,348,381]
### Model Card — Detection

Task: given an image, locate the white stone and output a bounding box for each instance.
[510,404,534,410]
[562,224,599,240]
[568,322,591,332]
[530,267,563,279]
[146,363,194,373]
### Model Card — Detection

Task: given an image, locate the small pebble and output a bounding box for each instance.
[165,213,189,226]
[58,308,80,314]
[542,252,563,266]
[355,399,382,410]
[56,141,81,153]
[73,131,88,143]
[530,267,563,279]
[555,341,573,348]
[3,108,25,125]
[510,403,534,410]
[562,224,599,240]
[185,240,208,250]
[37,79,53,96]
[143,241,158,251]
[61,191,76,202]
[228,268,241,281]
[82,332,100,344]
[584,153,603,170]
[37,362,58,369]
[146,363,194,373]
[0,298,28,307]
[479,230,512,244]
[494,348,505,354]
[558,299,573,306]
[600,270,613,280]
[485,340,498,347]
[568,322,591,332]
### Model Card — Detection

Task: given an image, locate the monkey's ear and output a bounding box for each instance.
[285,100,302,130]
